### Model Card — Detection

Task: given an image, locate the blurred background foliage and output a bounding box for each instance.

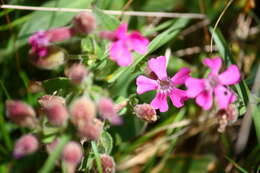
[0,0,259,172]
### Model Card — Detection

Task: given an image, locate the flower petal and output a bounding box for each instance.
[151,92,168,112]
[195,91,213,110]
[148,56,168,80]
[115,23,128,39]
[136,75,158,94]
[109,41,132,66]
[128,31,149,54]
[171,67,190,85]
[185,77,206,98]
[218,65,240,85]
[214,85,236,109]
[203,57,222,75]
[169,88,187,108]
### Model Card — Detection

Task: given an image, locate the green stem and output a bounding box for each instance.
[91,141,103,173]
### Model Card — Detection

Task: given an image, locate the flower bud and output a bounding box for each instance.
[46,27,75,42]
[30,46,66,70]
[6,100,36,127]
[70,97,96,127]
[100,154,116,173]
[216,104,238,133]
[13,134,39,158]
[98,98,122,125]
[44,103,68,126]
[78,118,103,141]
[93,154,116,173]
[99,31,116,41]
[72,12,96,35]
[62,141,83,173]
[144,66,158,80]
[134,104,157,123]
[65,64,88,85]
[38,95,66,107]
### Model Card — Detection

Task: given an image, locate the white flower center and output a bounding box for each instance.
[157,78,174,95]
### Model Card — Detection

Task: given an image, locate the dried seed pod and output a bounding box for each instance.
[134,103,157,123]
[13,134,39,158]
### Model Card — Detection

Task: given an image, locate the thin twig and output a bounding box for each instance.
[210,0,234,52]
[173,45,217,57]
[0,4,206,19]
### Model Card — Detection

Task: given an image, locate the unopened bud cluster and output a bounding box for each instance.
[134,103,157,122]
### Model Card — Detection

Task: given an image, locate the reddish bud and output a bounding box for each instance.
[94,154,116,173]
[217,104,238,133]
[38,95,66,107]
[99,31,116,41]
[65,64,88,85]
[70,97,96,127]
[46,27,75,42]
[98,98,122,125]
[72,12,96,35]
[44,103,68,126]
[62,141,83,173]
[134,104,157,123]
[6,100,36,127]
[144,66,158,80]
[78,118,103,141]
[13,134,39,158]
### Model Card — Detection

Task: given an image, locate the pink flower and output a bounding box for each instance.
[136,56,190,112]
[29,27,74,57]
[107,23,149,66]
[185,57,240,110]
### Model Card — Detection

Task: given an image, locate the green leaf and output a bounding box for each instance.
[210,28,250,115]
[39,135,70,173]
[92,6,120,30]
[252,104,260,144]
[42,77,73,96]
[91,141,103,173]
[108,18,189,83]
[98,131,113,154]
[18,0,93,45]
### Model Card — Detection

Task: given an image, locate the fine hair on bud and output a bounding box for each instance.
[93,154,116,173]
[70,97,96,127]
[62,141,83,173]
[38,95,66,107]
[6,100,36,128]
[44,103,68,126]
[72,12,96,35]
[78,118,103,141]
[65,63,88,85]
[13,134,39,159]
[134,103,157,123]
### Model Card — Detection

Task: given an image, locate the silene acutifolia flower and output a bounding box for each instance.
[101,23,149,66]
[136,56,190,112]
[185,57,240,110]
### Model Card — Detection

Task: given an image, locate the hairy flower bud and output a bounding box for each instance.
[134,104,157,123]
[98,98,122,125]
[6,100,36,127]
[38,95,66,107]
[62,141,83,173]
[13,134,39,159]
[70,97,96,127]
[44,103,68,126]
[65,64,88,85]
[99,31,116,41]
[72,12,96,35]
[93,154,116,173]
[46,27,75,42]
[30,46,66,70]
[78,118,103,141]
[216,104,238,133]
